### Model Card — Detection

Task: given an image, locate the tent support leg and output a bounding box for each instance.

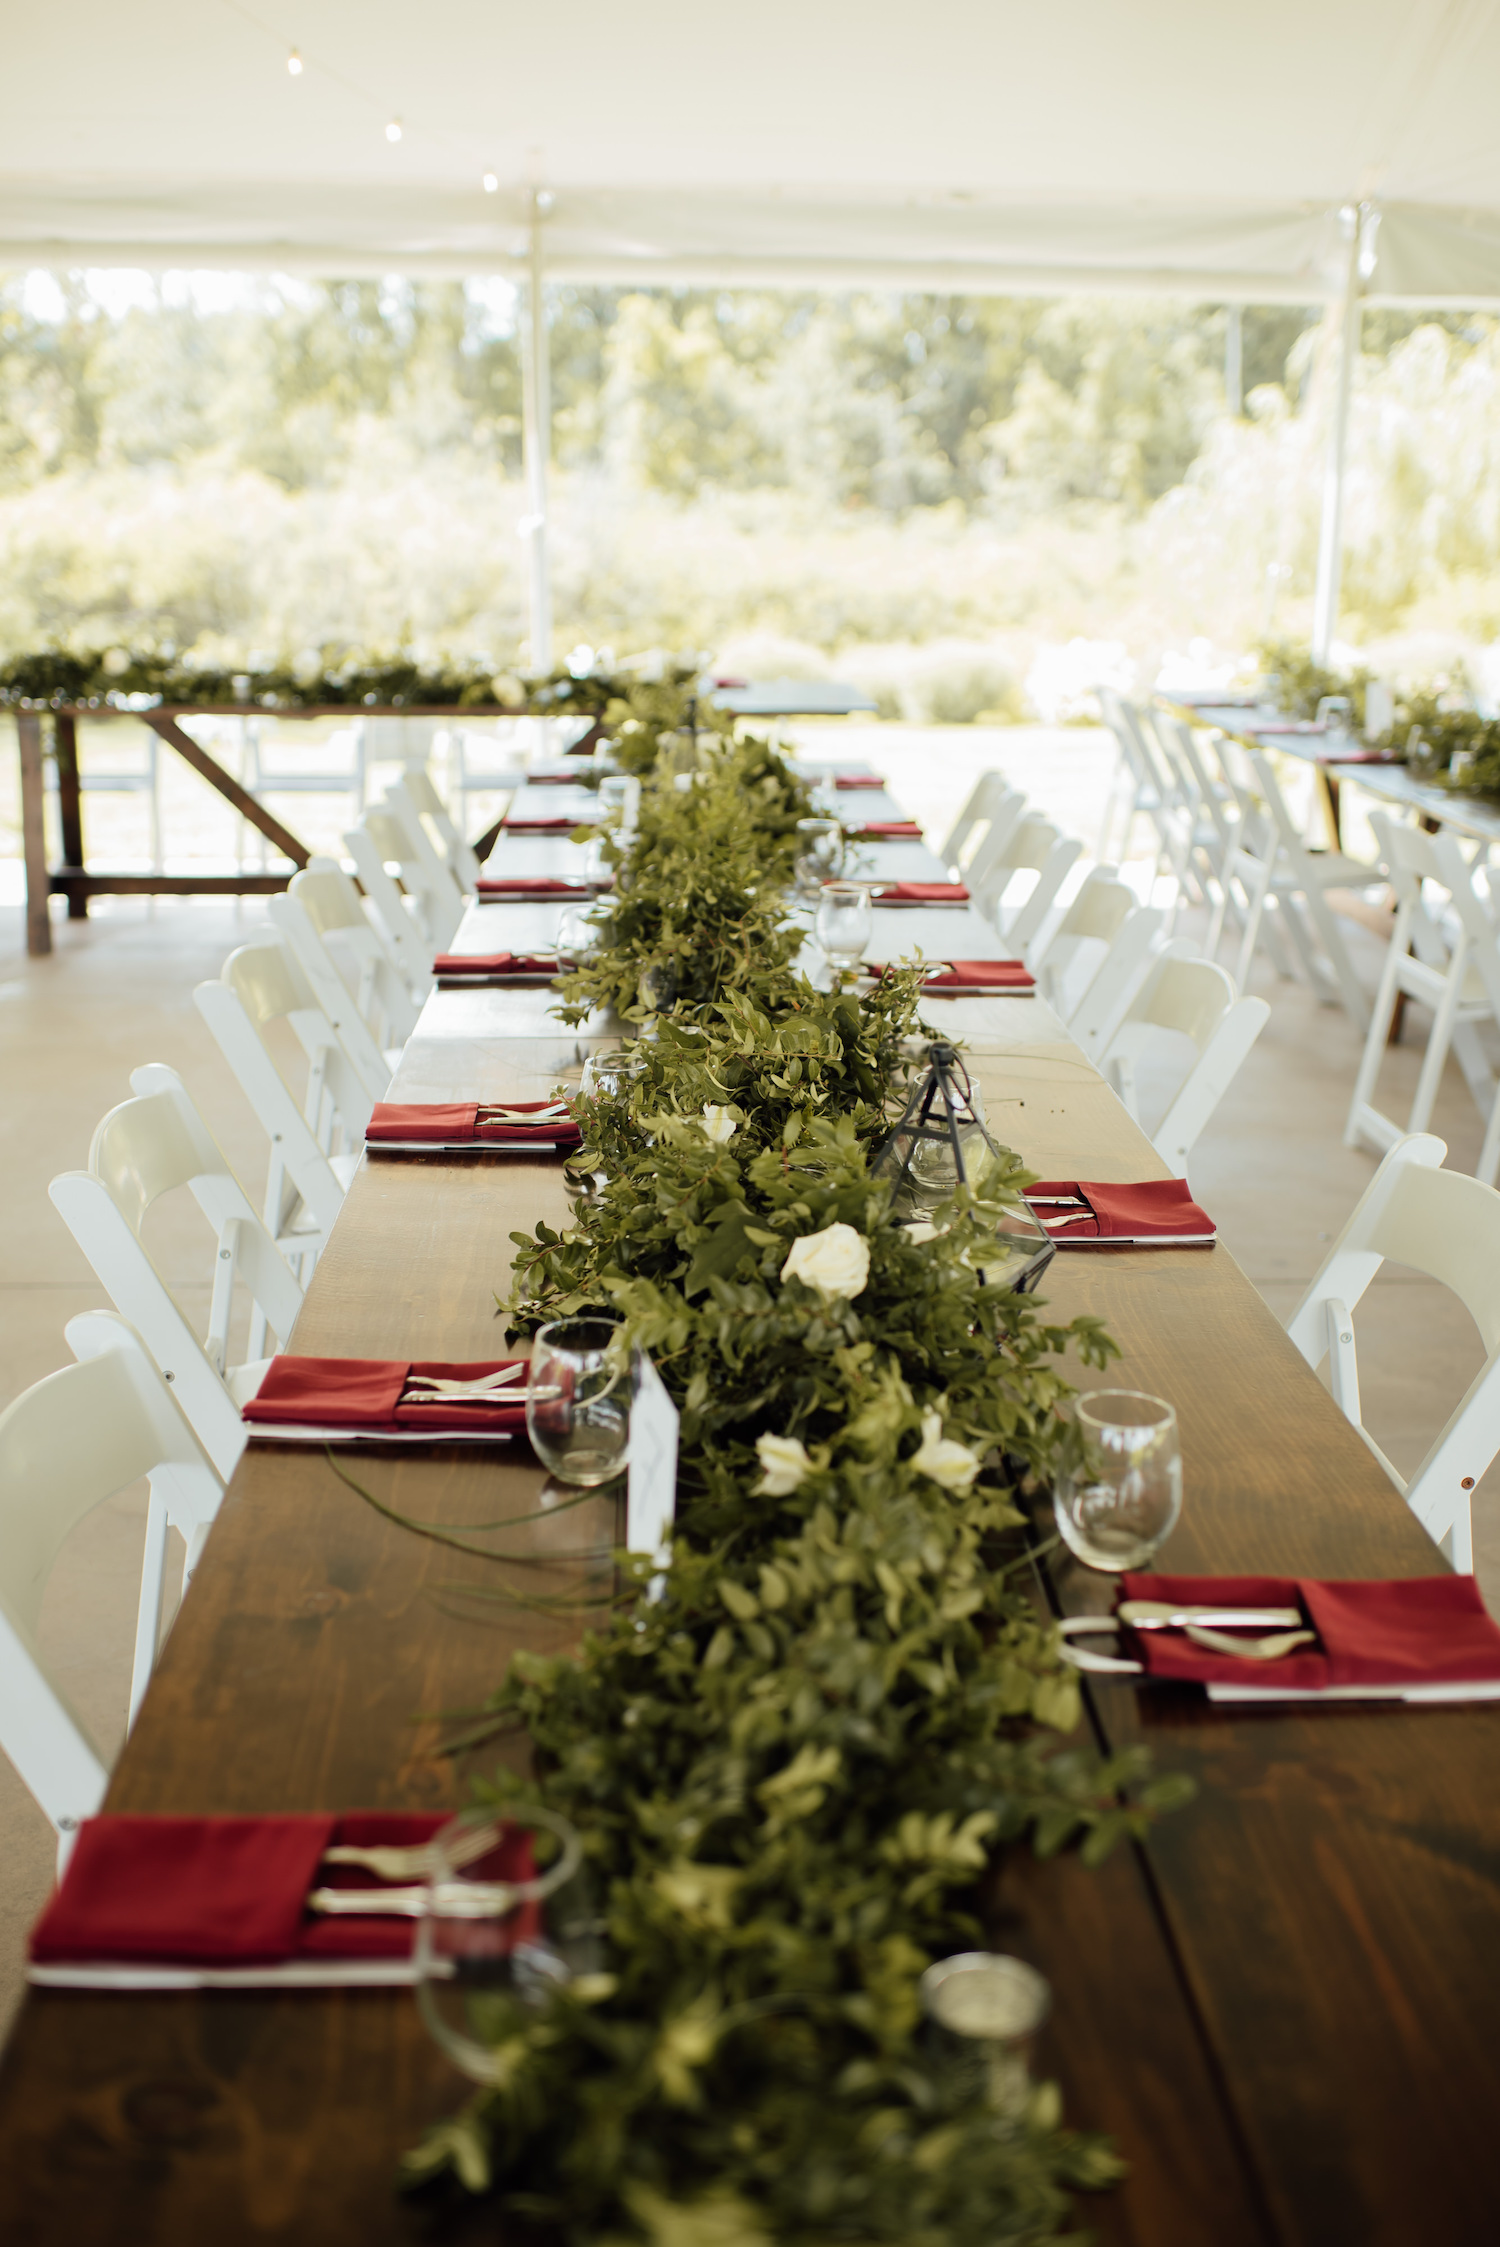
[521,190,553,675]
[1311,204,1367,667]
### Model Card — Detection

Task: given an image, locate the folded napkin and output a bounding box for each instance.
[502,814,585,832]
[1024,1177,1215,1244]
[1249,720,1325,735]
[852,819,924,839]
[1318,748,1400,766]
[871,881,971,905]
[1118,1572,1500,1697]
[366,1100,581,1149]
[832,773,883,790]
[433,952,559,979]
[30,1812,539,1985]
[526,769,590,784]
[243,1355,531,1433]
[476,876,589,897]
[870,959,1035,993]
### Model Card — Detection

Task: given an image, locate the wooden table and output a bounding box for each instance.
[1,776,1497,2246]
[11,702,554,961]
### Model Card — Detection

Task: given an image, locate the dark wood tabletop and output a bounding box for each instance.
[1,798,1495,2247]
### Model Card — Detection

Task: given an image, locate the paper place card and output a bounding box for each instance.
[628,1349,679,1587]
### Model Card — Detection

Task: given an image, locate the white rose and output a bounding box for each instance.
[780,1222,870,1301]
[701,1105,738,1145]
[911,1408,981,1493]
[755,1433,812,1496]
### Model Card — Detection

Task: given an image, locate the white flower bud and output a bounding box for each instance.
[755,1433,812,1496]
[780,1222,870,1301]
[911,1408,981,1492]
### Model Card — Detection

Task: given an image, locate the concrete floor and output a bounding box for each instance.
[2,723,1499,2041]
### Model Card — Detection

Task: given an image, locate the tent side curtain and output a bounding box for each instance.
[0,181,1495,305]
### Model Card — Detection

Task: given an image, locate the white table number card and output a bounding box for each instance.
[627,1349,679,1584]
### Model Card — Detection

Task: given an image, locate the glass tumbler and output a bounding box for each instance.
[526,1317,631,1486]
[580,1046,646,1098]
[920,1953,1051,2118]
[415,1804,584,2085]
[555,904,599,968]
[1052,1389,1182,1571]
[814,881,873,977]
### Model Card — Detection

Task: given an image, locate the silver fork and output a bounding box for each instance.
[322,1823,499,1882]
[404,1366,525,1394]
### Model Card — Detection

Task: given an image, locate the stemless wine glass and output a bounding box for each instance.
[1052,1389,1182,1571]
[526,1317,631,1486]
[415,1804,585,2086]
[814,881,873,978]
[580,1046,646,1097]
[794,816,844,899]
[919,1953,1052,2118]
[555,904,599,969]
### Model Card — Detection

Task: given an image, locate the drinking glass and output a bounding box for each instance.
[919,1953,1051,2118]
[415,1805,585,2086]
[580,1046,646,1098]
[582,836,613,886]
[636,960,679,1013]
[526,1317,631,1486]
[814,881,873,976]
[1052,1389,1182,1571]
[794,817,844,899]
[555,904,598,968]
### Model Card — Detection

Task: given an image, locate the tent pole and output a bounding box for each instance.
[1225,305,1243,417]
[521,189,553,671]
[1310,206,1363,667]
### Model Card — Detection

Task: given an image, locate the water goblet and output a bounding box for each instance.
[526,1317,631,1487]
[814,881,873,981]
[415,1804,584,2086]
[1052,1389,1182,1572]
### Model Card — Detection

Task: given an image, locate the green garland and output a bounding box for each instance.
[392,728,1191,2243]
[1257,638,1500,798]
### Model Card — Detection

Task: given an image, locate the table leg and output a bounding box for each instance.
[52,712,87,918]
[1316,767,1342,850]
[17,712,51,957]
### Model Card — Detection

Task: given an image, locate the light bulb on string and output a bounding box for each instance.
[385,118,403,143]
[482,173,499,194]
[287,49,303,76]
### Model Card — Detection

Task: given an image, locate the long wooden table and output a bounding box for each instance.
[1,782,1497,2244]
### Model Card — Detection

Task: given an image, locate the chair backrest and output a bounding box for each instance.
[1286,1134,1500,1565]
[219,941,375,1140]
[341,825,438,995]
[289,861,422,1042]
[50,1070,302,1476]
[1033,867,1139,1012]
[1104,946,1270,1174]
[958,788,1028,902]
[401,767,483,894]
[267,894,395,1101]
[970,815,1082,954]
[370,790,466,946]
[0,1313,222,1846]
[939,770,1010,868]
[1063,902,1168,1060]
[1372,812,1500,1006]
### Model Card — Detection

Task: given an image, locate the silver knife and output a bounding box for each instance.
[307,1882,519,1918]
[1117,1600,1303,1630]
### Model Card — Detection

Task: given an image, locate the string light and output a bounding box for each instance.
[385,117,403,142]
[286,49,303,76]
[482,173,499,194]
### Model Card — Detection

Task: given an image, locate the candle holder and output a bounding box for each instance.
[871,1041,1054,1292]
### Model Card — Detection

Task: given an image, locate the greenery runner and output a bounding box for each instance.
[382,692,1192,2245]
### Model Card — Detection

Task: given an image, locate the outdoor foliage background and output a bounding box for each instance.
[0,273,1495,715]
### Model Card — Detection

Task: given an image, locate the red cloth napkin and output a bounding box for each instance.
[476,877,588,897]
[832,773,883,790]
[870,960,1034,992]
[433,952,559,978]
[853,820,924,838]
[1118,1572,1500,1691]
[502,814,584,832]
[872,881,970,904]
[242,1356,530,1432]
[1318,749,1400,766]
[526,770,590,784]
[366,1100,581,1149]
[30,1812,540,1969]
[1024,1178,1214,1242]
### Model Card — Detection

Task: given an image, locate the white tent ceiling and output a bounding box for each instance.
[4,0,1500,301]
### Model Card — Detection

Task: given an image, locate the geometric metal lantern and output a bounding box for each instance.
[871,1039,1056,1292]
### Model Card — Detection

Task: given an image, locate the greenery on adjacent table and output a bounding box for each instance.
[395,727,1192,2244]
[1258,638,1500,797]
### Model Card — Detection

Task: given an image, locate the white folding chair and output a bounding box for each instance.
[400,767,483,895]
[369,788,467,946]
[1215,738,1378,1028]
[939,771,1016,872]
[1034,867,1141,1013]
[1099,943,1270,1175]
[194,944,369,1276]
[242,718,366,861]
[1096,688,1187,897]
[49,1068,303,1476]
[1287,1132,1500,1568]
[0,1312,225,1862]
[342,822,439,996]
[968,814,1081,955]
[955,788,1028,900]
[1346,815,1500,1185]
[446,723,526,831]
[51,726,163,873]
[289,858,424,1038]
[267,893,399,1102]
